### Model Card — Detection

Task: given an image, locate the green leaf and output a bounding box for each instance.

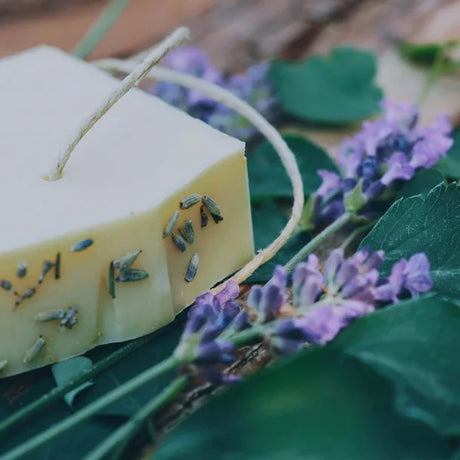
[333,297,460,436]
[396,168,444,199]
[247,134,338,201]
[269,47,383,124]
[360,183,460,298]
[154,348,453,460]
[0,319,183,458]
[399,42,445,65]
[248,200,310,283]
[437,130,460,179]
[71,320,182,418]
[399,40,460,69]
[52,357,94,407]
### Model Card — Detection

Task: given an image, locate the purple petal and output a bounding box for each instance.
[335,258,359,289]
[324,249,344,283]
[316,199,346,227]
[259,284,284,321]
[301,306,348,345]
[195,292,214,307]
[337,140,363,179]
[215,281,240,305]
[232,309,251,332]
[298,276,323,308]
[247,285,263,310]
[184,303,216,335]
[364,180,386,201]
[338,300,374,318]
[292,256,323,308]
[316,170,343,199]
[381,100,418,127]
[403,253,433,296]
[381,152,415,186]
[271,337,305,355]
[375,259,407,302]
[410,114,453,169]
[269,265,287,291]
[361,249,385,271]
[274,318,308,341]
[195,340,235,364]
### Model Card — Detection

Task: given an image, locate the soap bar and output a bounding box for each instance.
[0,47,254,378]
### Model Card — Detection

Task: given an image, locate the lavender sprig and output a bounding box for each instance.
[4,248,434,459]
[175,247,433,379]
[152,46,278,141]
[310,101,453,228]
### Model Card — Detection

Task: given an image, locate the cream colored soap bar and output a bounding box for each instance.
[0,47,254,378]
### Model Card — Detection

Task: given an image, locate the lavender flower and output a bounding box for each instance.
[268,247,433,353]
[247,266,287,322]
[154,46,223,113]
[174,280,241,383]
[376,253,433,301]
[152,47,278,140]
[310,101,453,227]
[175,249,433,384]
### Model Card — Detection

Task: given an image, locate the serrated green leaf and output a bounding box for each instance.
[333,296,460,436]
[248,200,310,283]
[247,134,338,201]
[360,183,460,298]
[269,47,383,124]
[436,130,460,179]
[396,168,444,199]
[51,357,94,407]
[154,348,453,460]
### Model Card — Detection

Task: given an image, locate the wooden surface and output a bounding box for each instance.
[1,0,458,146]
[1,0,459,63]
[0,0,213,58]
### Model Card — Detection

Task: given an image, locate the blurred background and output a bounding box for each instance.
[0,0,458,67]
[1,0,459,127]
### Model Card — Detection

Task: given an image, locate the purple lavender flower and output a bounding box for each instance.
[154,46,223,111]
[152,47,278,140]
[403,253,433,296]
[271,247,433,354]
[380,152,415,186]
[247,266,287,322]
[175,281,242,383]
[195,340,235,364]
[176,249,433,382]
[376,253,433,300]
[207,62,278,140]
[311,170,346,227]
[291,254,323,308]
[310,101,453,228]
[375,259,406,302]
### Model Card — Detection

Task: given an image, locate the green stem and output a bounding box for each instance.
[283,211,354,272]
[228,326,265,347]
[2,355,179,460]
[84,328,267,459]
[73,0,130,59]
[340,220,375,251]
[83,375,190,460]
[418,45,447,104]
[0,334,152,435]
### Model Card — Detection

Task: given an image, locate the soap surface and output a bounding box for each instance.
[0,47,254,377]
